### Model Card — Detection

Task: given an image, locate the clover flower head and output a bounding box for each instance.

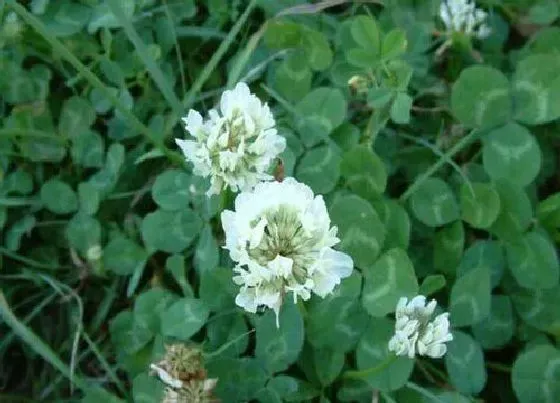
[439,0,491,39]
[388,295,453,359]
[221,178,354,326]
[175,82,286,196]
[150,344,218,403]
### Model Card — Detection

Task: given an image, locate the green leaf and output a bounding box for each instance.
[330,194,385,268]
[165,255,193,297]
[376,199,411,250]
[390,92,413,124]
[489,181,533,241]
[151,169,191,211]
[295,144,341,194]
[410,178,460,227]
[194,224,220,273]
[513,54,560,125]
[340,146,387,199]
[71,130,104,168]
[512,285,560,336]
[88,0,135,33]
[538,192,560,242]
[362,248,419,317]
[445,331,487,395]
[306,272,368,352]
[206,313,249,359]
[512,344,560,403]
[419,274,447,296]
[457,240,505,289]
[450,265,491,327]
[134,288,176,334]
[346,15,380,67]
[433,221,464,275]
[382,29,408,60]
[273,53,313,103]
[40,179,78,215]
[482,123,542,187]
[301,28,333,71]
[39,1,92,37]
[255,300,304,374]
[472,295,514,350]
[295,87,347,147]
[460,182,501,229]
[6,215,36,251]
[208,358,267,402]
[78,182,100,215]
[528,0,559,25]
[356,317,414,391]
[160,298,209,341]
[103,235,148,276]
[199,266,237,312]
[109,311,152,355]
[313,348,344,386]
[506,231,559,289]
[66,213,101,254]
[132,373,164,403]
[58,96,96,138]
[368,87,394,109]
[451,66,511,128]
[141,208,202,253]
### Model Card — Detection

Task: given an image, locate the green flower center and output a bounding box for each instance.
[248,205,317,280]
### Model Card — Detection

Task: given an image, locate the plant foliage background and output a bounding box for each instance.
[1,0,560,402]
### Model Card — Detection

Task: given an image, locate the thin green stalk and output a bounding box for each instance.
[486,361,512,373]
[0,128,67,142]
[0,197,41,207]
[227,22,269,88]
[399,129,479,202]
[162,0,186,95]
[6,0,182,165]
[205,329,255,361]
[0,292,57,351]
[82,331,128,398]
[164,0,259,135]
[405,382,447,403]
[107,0,183,116]
[342,354,398,379]
[0,292,90,392]
[394,131,474,197]
[0,247,66,270]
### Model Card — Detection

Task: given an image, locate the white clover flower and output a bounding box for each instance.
[440,0,491,39]
[388,295,453,359]
[221,178,354,326]
[175,82,286,196]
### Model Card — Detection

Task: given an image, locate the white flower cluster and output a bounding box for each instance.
[440,0,491,39]
[175,82,286,195]
[221,178,354,326]
[388,295,453,359]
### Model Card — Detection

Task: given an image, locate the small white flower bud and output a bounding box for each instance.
[176,82,286,196]
[440,0,491,39]
[388,295,453,359]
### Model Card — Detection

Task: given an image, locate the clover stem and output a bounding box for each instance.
[399,129,479,202]
[342,354,399,380]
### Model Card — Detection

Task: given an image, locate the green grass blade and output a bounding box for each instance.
[6,0,183,165]
[399,129,480,202]
[107,0,183,117]
[164,0,259,135]
[0,292,90,392]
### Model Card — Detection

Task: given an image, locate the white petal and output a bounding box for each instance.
[249,217,268,249]
[150,364,183,389]
[268,255,293,278]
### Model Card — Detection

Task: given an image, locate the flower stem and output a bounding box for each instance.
[399,129,479,202]
[342,354,399,380]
